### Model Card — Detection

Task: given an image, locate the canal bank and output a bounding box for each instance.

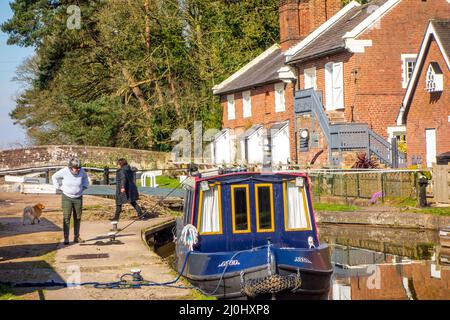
[315,206,450,230]
[0,192,193,300]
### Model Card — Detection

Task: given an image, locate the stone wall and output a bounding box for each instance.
[0,145,170,170]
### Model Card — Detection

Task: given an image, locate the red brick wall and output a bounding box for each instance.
[280,0,342,51]
[296,114,330,166]
[221,82,297,162]
[354,0,450,136]
[406,39,450,165]
[280,0,301,51]
[295,0,450,138]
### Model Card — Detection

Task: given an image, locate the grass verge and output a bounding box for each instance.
[0,284,18,300]
[313,203,360,212]
[137,176,181,189]
[385,197,450,216]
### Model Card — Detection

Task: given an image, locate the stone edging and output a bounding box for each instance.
[315,210,450,230]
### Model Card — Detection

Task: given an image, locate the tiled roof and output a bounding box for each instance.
[289,0,389,63]
[432,20,450,61]
[213,47,285,95]
[240,125,263,139]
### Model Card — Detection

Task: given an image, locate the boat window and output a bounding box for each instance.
[231,185,251,233]
[255,184,274,232]
[283,181,312,231]
[197,184,222,235]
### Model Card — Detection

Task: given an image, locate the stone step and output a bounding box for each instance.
[327,111,346,124]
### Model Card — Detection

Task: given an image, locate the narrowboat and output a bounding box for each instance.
[175,169,333,299]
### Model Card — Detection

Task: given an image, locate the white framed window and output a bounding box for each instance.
[304,67,317,90]
[401,54,417,89]
[325,62,344,110]
[283,182,311,231]
[425,62,443,92]
[242,90,251,118]
[198,184,222,234]
[227,94,235,120]
[275,83,286,112]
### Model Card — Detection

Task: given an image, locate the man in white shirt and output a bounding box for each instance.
[52,158,89,245]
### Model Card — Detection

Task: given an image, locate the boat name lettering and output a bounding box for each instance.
[218,259,241,267]
[294,257,312,264]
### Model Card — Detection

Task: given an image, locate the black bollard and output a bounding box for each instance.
[418,176,429,207]
[45,170,50,184]
[103,167,110,185]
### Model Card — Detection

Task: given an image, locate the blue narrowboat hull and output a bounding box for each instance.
[177,172,333,299]
[176,244,333,299]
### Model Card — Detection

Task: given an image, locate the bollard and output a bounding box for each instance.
[45,170,50,184]
[418,176,429,207]
[103,167,110,185]
[130,269,143,281]
[111,221,118,232]
[108,232,117,242]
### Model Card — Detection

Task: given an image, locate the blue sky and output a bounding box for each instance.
[0,1,35,149]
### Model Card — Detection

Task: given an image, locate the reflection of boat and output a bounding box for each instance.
[175,170,333,299]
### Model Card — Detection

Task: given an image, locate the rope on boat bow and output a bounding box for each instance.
[180,224,198,251]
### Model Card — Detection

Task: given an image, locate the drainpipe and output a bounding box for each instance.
[293,78,299,165]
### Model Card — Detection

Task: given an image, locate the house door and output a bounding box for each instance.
[325,62,344,110]
[425,129,436,168]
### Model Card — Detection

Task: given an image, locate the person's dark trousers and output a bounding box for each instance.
[114,201,143,220]
[62,193,83,241]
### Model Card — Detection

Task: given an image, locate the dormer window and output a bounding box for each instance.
[425,62,443,92]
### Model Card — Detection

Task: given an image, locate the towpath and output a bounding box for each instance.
[0,192,192,300]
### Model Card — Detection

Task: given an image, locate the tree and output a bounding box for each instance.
[1,0,279,151]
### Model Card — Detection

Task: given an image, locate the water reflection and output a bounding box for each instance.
[319,224,450,300]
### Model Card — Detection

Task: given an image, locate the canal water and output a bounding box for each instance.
[152,224,449,300]
[319,224,449,300]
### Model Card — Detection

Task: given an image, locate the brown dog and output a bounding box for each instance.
[22,203,45,225]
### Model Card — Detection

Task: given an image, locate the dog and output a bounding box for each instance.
[22,203,45,225]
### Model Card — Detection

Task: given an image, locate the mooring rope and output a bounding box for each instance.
[0,250,193,290]
[112,176,189,237]
[0,245,274,297]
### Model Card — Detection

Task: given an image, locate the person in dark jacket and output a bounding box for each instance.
[110,158,144,221]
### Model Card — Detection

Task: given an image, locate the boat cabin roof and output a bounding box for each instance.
[181,171,318,252]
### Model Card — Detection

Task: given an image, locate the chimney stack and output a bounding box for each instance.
[279,0,343,52]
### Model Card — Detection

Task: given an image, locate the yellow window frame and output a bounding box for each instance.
[282,181,312,232]
[197,183,223,235]
[231,184,251,234]
[255,183,275,233]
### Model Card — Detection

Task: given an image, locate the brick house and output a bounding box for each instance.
[211,0,343,165]
[286,0,450,166]
[212,0,450,167]
[396,20,450,167]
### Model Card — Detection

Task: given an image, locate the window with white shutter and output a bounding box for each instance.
[227,94,235,120]
[243,91,251,118]
[325,62,344,110]
[325,63,333,110]
[275,83,286,112]
[332,62,344,109]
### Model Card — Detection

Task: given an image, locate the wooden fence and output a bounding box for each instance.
[308,170,419,202]
[433,164,450,204]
